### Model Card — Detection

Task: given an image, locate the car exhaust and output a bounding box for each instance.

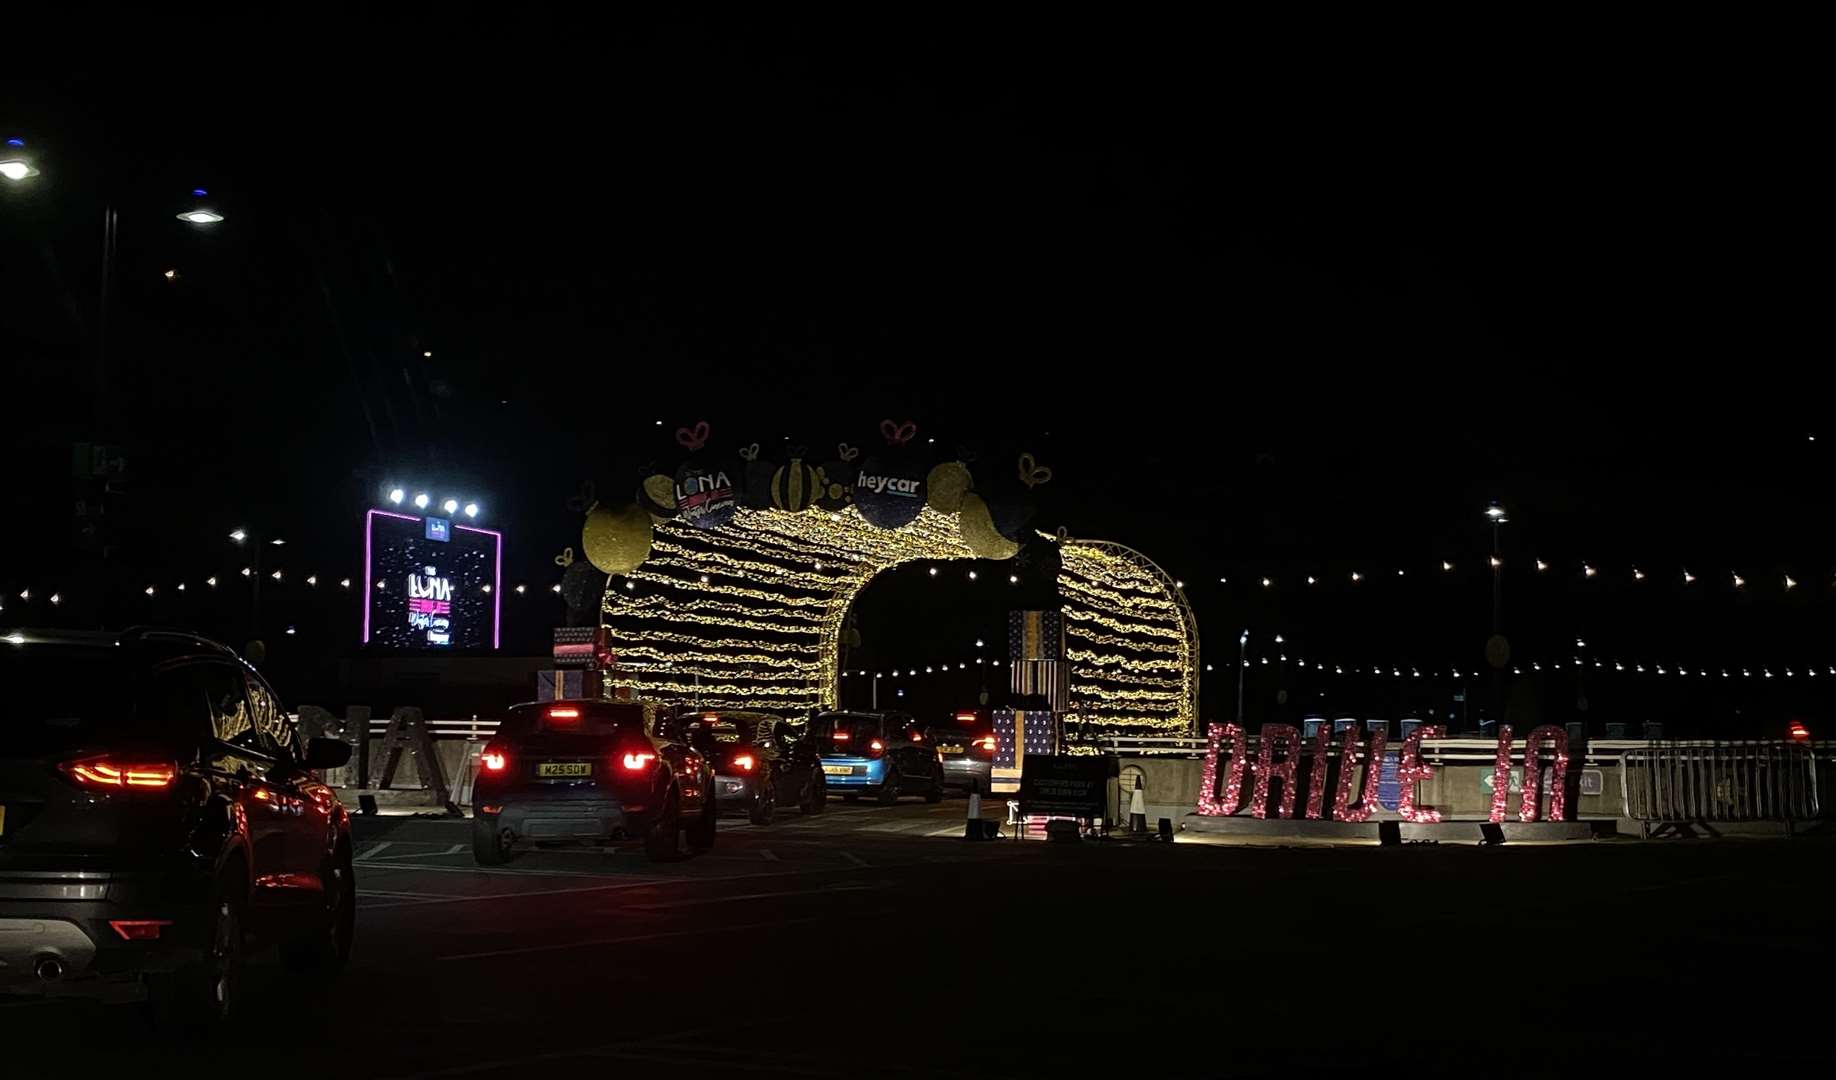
[34,956,65,982]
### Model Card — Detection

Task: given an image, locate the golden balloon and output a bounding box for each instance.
[925,461,973,513]
[638,473,677,523]
[957,493,1019,560]
[581,502,653,575]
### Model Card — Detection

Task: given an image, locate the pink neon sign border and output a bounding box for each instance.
[362,509,504,649]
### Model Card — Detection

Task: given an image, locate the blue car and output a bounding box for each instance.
[812,711,943,804]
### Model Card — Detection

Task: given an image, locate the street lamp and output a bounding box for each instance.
[0,138,39,181]
[1485,500,1508,730]
[1236,629,1250,726]
[175,189,224,225]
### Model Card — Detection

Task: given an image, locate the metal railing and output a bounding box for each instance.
[1621,742,1819,823]
[364,716,501,740]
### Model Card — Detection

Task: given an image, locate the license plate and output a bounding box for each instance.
[822,764,854,776]
[537,762,592,778]
[937,745,964,755]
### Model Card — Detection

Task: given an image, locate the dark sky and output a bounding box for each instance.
[4,15,1827,729]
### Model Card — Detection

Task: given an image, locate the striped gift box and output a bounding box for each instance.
[1009,659,1070,710]
[1007,610,1064,660]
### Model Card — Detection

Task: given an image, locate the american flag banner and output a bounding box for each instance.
[1007,610,1065,660]
[1010,659,1070,710]
[991,707,1059,793]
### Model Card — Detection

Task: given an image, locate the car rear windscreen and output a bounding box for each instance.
[812,714,882,746]
[502,702,647,737]
[1,648,140,753]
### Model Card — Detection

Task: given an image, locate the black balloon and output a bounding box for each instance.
[561,560,605,616]
[853,455,927,529]
[742,455,778,510]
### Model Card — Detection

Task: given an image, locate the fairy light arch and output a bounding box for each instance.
[602,506,1200,739]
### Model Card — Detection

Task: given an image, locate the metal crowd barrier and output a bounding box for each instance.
[1621,741,1819,824]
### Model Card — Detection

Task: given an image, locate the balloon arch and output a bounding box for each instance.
[600,506,1200,741]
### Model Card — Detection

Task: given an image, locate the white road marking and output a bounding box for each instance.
[355,860,636,880]
[356,841,393,860]
[440,916,819,962]
[627,883,884,910]
[365,844,467,859]
[356,862,888,912]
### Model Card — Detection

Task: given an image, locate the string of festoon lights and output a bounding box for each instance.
[1200,651,1836,683]
[1,575,583,612]
[1205,559,1825,597]
[857,651,1836,683]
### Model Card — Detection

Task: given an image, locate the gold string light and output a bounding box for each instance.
[602,507,1201,735]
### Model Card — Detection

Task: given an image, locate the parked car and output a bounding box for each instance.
[0,628,354,1025]
[811,710,944,804]
[927,711,997,793]
[672,711,825,824]
[472,700,714,864]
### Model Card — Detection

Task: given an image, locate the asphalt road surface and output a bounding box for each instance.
[4,799,1832,1076]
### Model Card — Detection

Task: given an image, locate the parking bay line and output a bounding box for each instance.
[627,882,886,911]
[356,861,894,912]
[439,916,820,962]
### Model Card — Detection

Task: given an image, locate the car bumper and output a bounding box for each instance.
[817,758,887,788]
[939,757,992,789]
[0,864,210,993]
[481,800,645,842]
[713,775,763,809]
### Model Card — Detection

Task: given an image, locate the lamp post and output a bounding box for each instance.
[1484,501,1509,730]
[230,529,284,643]
[1236,629,1249,726]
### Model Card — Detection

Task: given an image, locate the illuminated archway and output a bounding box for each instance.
[602,506,1199,739]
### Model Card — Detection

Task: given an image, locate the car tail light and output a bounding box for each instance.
[59,757,178,792]
[832,730,850,742]
[622,751,657,771]
[109,920,173,941]
[1788,720,1811,742]
[910,731,923,743]
[731,753,756,772]
[546,706,581,728]
[481,746,509,772]
[955,712,976,724]
[977,736,996,751]
[867,738,884,757]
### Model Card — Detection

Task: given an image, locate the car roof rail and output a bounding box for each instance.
[120,626,238,655]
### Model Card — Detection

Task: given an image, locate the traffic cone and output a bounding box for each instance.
[962,782,987,840]
[1128,776,1148,834]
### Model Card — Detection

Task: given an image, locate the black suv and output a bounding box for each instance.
[0,628,355,1024]
[471,700,715,863]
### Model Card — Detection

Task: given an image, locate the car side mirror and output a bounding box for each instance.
[304,737,352,770]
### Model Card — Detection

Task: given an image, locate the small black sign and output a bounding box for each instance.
[1018,755,1112,819]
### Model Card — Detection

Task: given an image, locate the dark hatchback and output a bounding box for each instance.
[675,711,826,824]
[0,628,354,1024]
[472,700,715,863]
[927,711,997,793]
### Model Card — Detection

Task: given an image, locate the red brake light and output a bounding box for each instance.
[732,753,756,772]
[832,730,850,741]
[60,757,177,792]
[977,736,996,751]
[955,712,976,723]
[1788,720,1811,742]
[622,751,657,771]
[481,747,508,772]
[869,738,884,753]
[910,731,923,743]
[109,920,173,942]
[547,706,581,728]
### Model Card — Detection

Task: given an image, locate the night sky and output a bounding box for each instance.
[4,16,1826,731]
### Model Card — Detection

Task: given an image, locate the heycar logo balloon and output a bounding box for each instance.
[855,472,921,498]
